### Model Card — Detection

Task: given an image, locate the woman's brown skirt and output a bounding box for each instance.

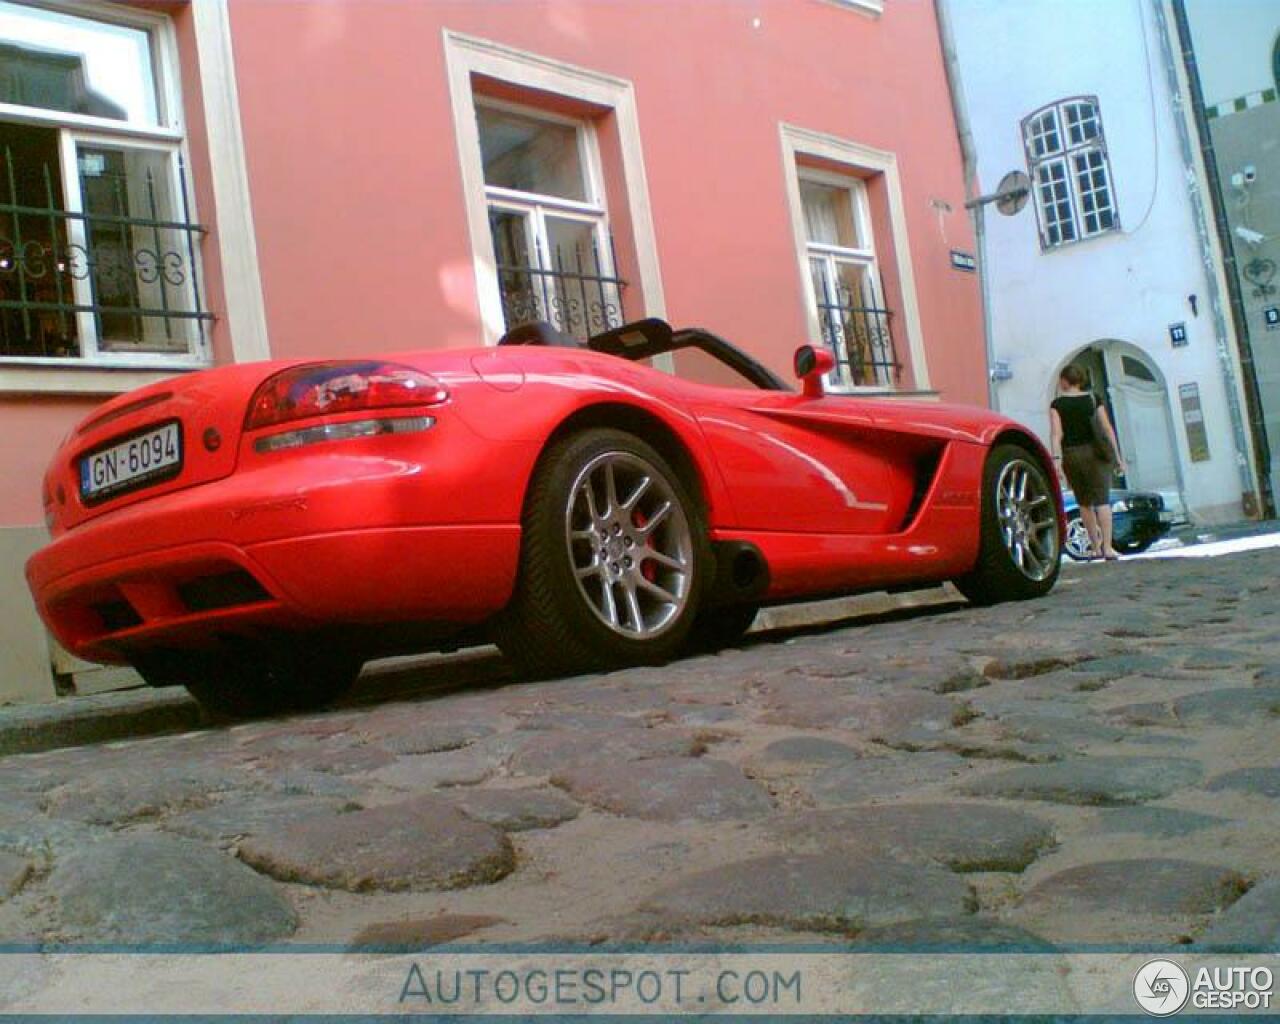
[1062,442,1111,507]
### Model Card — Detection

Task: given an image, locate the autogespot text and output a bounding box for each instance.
[399,962,804,1009]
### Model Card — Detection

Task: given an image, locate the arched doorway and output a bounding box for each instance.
[1052,341,1185,511]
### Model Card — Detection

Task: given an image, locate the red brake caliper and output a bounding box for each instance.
[632,510,658,582]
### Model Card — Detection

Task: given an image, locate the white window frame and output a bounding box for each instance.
[444,31,666,346]
[800,170,896,388]
[477,97,621,338]
[1022,95,1119,250]
[780,123,930,393]
[0,0,211,372]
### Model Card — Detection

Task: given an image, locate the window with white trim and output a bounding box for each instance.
[799,172,898,387]
[1023,96,1118,249]
[476,100,622,340]
[0,1,208,364]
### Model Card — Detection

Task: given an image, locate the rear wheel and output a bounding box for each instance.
[953,444,1061,606]
[134,640,363,720]
[493,428,709,676]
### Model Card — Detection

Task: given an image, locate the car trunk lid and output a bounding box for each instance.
[47,363,267,533]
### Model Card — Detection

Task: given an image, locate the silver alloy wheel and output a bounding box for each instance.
[565,450,693,639]
[1064,514,1093,560]
[995,458,1059,581]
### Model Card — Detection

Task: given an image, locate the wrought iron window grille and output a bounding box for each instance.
[496,232,625,341]
[0,146,213,360]
[813,273,901,387]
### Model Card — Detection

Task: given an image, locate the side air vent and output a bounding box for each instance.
[902,449,944,530]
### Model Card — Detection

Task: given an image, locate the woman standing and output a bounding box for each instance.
[1049,364,1126,559]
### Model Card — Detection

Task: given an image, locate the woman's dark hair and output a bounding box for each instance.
[1059,364,1088,389]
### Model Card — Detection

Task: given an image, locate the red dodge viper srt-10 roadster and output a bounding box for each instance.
[26,319,1064,717]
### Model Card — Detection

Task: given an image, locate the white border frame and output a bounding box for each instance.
[476,96,621,331]
[0,0,184,132]
[780,122,930,391]
[443,30,664,345]
[0,0,215,381]
[0,0,269,392]
[800,171,895,388]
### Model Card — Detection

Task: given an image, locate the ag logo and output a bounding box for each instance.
[1134,959,1190,1016]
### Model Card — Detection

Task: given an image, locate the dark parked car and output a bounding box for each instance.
[1062,489,1173,560]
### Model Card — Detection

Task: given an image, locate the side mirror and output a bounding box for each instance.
[794,345,835,398]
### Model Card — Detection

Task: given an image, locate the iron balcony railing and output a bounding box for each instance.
[0,148,212,359]
[496,233,625,341]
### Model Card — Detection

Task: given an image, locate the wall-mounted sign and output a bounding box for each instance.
[1265,306,1280,330]
[1169,322,1188,347]
[949,250,977,272]
[1179,382,1210,462]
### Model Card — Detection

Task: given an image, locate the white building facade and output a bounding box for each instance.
[944,0,1263,523]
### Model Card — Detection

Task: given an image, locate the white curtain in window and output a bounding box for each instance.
[800,182,842,246]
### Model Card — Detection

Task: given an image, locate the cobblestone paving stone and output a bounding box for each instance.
[237,795,515,892]
[1196,878,1280,948]
[50,834,298,943]
[0,550,1277,950]
[770,803,1056,872]
[632,850,975,935]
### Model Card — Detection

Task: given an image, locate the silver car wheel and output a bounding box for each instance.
[565,450,693,639]
[1064,514,1093,560]
[995,458,1060,581]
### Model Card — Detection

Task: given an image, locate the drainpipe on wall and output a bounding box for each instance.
[933,0,999,411]
[1158,0,1273,518]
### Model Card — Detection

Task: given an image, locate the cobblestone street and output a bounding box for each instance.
[1,550,1277,956]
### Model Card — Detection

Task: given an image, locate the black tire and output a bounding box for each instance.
[1063,511,1093,561]
[493,427,710,677]
[953,443,1061,606]
[134,640,362,720]
[685,603,759,654]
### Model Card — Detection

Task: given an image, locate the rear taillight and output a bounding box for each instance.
[244,361,448,431]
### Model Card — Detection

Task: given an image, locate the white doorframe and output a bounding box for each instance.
[1052,341,1187,514]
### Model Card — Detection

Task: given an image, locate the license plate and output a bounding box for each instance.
[80,421,183,504]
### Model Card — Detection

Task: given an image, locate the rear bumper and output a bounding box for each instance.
[29,525,520,664]
[27,438,529,664]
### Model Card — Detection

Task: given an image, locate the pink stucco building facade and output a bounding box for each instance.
[0,0,984,699]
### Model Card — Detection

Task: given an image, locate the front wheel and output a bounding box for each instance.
[493,428,709,677]
[953,444,1061,606]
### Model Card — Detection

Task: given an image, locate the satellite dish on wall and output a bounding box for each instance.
[995,171,1031,216]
